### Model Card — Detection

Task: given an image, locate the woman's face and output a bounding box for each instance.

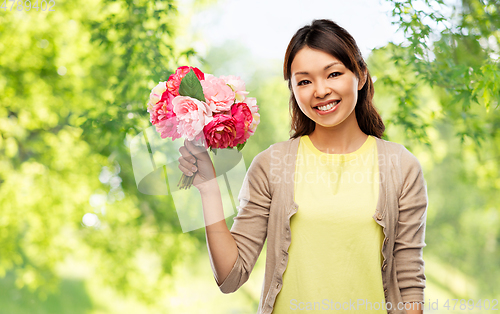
[290,46,365,129]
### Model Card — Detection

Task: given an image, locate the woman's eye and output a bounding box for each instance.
[329,72,341,78]
[297,80,310,86]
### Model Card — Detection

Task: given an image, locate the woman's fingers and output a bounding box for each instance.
[177,162,194,176]
[179,146,196,163]
[184,138,210,160]
[177,147,199,176]
[178,154,196,171]
[177,138,216,188]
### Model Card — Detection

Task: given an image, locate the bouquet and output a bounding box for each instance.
[146,66,260,189]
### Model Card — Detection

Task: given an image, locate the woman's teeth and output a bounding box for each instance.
[316,101,339,111]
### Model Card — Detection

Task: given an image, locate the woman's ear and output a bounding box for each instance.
[358,69,368,91]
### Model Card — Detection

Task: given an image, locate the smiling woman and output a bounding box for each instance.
[283,19,385,154]
[197,19,427,314]
[290,47,366,153]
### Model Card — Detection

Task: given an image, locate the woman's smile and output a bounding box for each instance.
[313,100,340,115]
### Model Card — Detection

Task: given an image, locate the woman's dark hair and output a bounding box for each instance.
[283,19,385,139]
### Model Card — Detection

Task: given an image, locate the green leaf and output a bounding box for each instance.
[178,69,206,102]
[483,89,491,112]
[236,141,246,152]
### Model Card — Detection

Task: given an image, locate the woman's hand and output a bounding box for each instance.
[177,138,217,191]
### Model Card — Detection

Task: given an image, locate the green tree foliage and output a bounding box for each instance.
[0,0,202,305]
[370,0,500,298]
[383,0,499,147]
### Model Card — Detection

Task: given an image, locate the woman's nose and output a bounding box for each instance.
[314,80,332,99]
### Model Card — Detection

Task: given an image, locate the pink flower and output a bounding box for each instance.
[148,101,166,125]
[230,102,253,146]
[147,69,259,150]
[148,81,167,107]
[147,90,175,125]
[242,97,259,135]
[203,115,237,149]
[166,66,205,96]
[220,75,249,102]
[160,89,175,105]
[248,112,260,135]
[243,97,259,114]
[155,117,182,141]
[201,74,235,113]
[173,96,214,141]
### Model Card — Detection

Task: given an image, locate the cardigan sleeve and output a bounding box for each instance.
[394,148,428,303]
[211,149,272,294]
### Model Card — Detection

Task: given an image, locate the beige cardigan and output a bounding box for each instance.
[210,136,428,314]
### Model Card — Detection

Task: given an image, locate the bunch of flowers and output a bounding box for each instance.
[146,66,260,189]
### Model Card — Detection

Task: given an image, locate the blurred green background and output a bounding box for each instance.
[0,0,499,313]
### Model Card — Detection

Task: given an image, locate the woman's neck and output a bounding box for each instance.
[308,118,368,155]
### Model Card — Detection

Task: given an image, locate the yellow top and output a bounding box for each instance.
[273,134,387,313]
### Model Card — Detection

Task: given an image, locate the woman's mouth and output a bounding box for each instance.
[313,100,340,115]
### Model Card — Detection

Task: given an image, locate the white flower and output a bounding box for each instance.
[220,75,249,102]
[152,81,167,95]
[243,97,258,114]
[149,81,167,105]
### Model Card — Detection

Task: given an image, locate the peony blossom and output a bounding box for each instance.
[203,114,238,149]
[148,101,167,125]
[220,75,249,102]
[146,67,259,160]
[152,81,167,97]
[243,97,259,114]
[147,90,176,125]
[248,112,260,135]
[155,117,182,141]
[166,66,205,96]
[173,96,214,141]
[230,102,253,146]
[242,97,260,136]
[201,74,235,113]
[147,81,167,110]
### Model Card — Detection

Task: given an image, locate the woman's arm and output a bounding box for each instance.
[203,150,272,293]
[394,148,428,304]
[406,302,423,314]
[199,182,239,286]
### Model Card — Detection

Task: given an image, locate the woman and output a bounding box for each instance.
[177,19,428,314]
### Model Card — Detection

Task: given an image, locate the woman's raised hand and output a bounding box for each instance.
[177,138,217,192]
